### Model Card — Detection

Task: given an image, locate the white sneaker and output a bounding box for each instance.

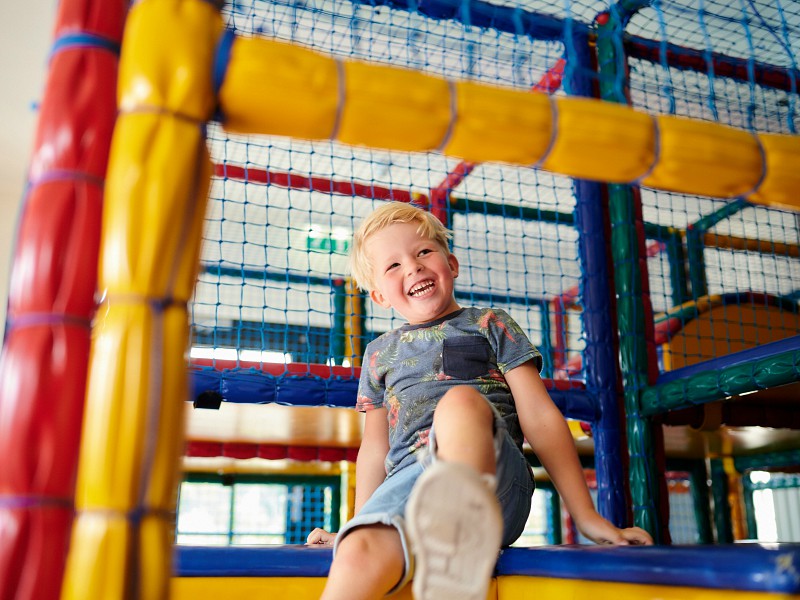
[406,461,502,600]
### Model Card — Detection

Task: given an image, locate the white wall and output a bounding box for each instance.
[0,2,56,329]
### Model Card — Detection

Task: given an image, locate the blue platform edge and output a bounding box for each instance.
[190,367,594,420]
[174,543,800,593]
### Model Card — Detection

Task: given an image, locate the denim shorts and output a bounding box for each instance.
[333,409,535,591]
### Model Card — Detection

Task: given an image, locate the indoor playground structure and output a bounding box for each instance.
[2,0,800,598]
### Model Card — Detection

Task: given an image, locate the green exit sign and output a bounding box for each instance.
[306,234,351,254]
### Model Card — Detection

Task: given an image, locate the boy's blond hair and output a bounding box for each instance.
[350,202,452,292]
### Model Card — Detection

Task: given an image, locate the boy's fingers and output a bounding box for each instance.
[307,528,337,545]
[621,527,653,545]
[306,528,323,544]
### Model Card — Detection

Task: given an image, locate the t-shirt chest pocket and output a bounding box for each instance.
[442,336,493,380]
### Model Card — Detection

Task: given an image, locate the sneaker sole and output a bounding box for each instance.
[406,462,502,600]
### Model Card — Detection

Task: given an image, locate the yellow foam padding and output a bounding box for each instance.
[216,38,800,206]
[171,577,497,599]
[220,37,339,138]
[63,514,174,600]
[337,60,452,152]
[642,116,764,199]
[118,0,223,119]
[102,112,213,297]
[541,97,656,183]
[345,278,364,367]
[139,516,177,599]
[73,303,188,508]
[172,577,328,600]
[63,302,189,600]
[62,513,131,600]
[443,82,553,164]
[749,132,800,210]
[662,303,800,370]
[496,576,799,599]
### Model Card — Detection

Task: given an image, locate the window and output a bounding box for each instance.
[748,471,800,542]
[176,474,340,546]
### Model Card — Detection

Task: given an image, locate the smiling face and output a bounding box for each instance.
[366,222,461,325]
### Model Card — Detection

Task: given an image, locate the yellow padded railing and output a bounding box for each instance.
[221,37,800,209]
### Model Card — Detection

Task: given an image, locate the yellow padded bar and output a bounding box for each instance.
[344,278,364,368]
[171,575,794,600]
[541,97,655,182]
[444,81,554,164]
[172,577,499,599]
[641,116,764,198]
[219,37,800,210]
[100,113,213,296]
[751,133,800,208]
[497,576,800,600]
[172,577,329,600]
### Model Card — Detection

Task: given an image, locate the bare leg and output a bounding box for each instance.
[406,386,503,600]
[321,524,405,600]
[431,385,496,475]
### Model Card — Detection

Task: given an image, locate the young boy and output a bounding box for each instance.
[307,202,652,600]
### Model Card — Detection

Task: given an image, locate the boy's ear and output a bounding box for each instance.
[448,253,459,278]
[370,288,392,309]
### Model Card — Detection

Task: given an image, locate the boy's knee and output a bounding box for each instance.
[335,525,404,569]
[436,386,493,421]
[331,524,408,594]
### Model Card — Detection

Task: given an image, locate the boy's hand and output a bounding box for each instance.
[306,528,337,546]
[616,526,654,545]
[576,514,654,546]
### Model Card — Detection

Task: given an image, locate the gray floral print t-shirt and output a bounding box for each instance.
[356,307,542,475]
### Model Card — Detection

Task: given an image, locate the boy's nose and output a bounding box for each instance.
[406,261,423,276]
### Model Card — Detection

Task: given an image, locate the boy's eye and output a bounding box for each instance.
[385,262,400,272]
[418,249,432,256]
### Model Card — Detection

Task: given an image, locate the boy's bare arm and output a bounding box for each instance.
[354,407,391,513]
[505,362,652,545]
[307,408,389,546]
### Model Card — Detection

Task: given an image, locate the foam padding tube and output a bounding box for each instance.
[60,1,221,599]
[60,513,131,597]
[219,38,339,138]
[216,39,800,206]
[542,96,656,182]
[0,4,122,597]
[748,133,800,210]
[116,0,221,120]
[98,113,212,294]
[344,279,365,367]
[69,304,189,508]
[172,577,495,599]
[172,578,334,600]
[8,179,105,316]
[64,303,192,599]
[642,116,764,198]
[496,576,798,599]
[337,60,452,152]
[444,82,553,164]
[67,514,174,600]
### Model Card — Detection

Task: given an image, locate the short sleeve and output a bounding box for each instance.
[481,308,542,374]
[354,344,385,412]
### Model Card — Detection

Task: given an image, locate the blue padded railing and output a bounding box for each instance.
[175,543,800,594]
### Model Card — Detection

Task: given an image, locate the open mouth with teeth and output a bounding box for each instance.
[408,280,435,297]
